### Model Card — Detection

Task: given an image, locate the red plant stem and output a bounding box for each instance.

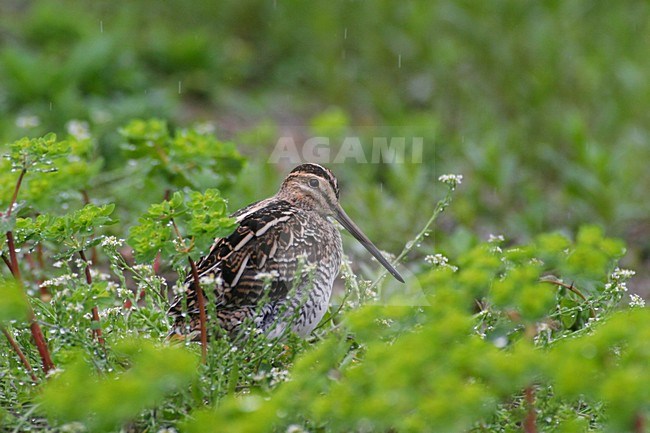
[2,253,13,275]
[153,251,162,274]
[188,256,207,363]
[1,326,38,382]
[6,231,21,282]
[523,386,537,433]
[30,320,55,373]
[36,243,45,269]
[79,250,105,346]
[6,232,56,373]
[6,168,26,218]
[541,277,596,318]
[169,215,207,360]
[5,167,55,373]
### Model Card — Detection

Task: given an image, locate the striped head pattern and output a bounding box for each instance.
[278,163,404,283]
[278,163,340,215]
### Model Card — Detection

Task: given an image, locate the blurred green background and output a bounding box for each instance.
[1,0,648,288]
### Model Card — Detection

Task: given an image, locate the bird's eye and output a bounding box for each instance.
[308,178,319,188]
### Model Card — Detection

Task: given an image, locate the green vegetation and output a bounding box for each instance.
[1,1,648,432]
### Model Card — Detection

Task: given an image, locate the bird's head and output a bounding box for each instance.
[278,163,404,283]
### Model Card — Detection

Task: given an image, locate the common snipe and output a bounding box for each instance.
[169,163,404,339]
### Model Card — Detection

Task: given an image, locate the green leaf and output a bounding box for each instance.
[118,118,244,190]
[6,133,70,172]
[127,217,172,263]
[119,118,170,152]
[128,188,235,262]
[39,339,198,432]
[36,204,117,255]
[0,278,29,324]
[559,298,579,329]
[186,188,237,255]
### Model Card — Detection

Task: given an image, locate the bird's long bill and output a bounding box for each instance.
[334,206,405,283]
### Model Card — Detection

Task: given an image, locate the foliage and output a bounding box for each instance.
[0,128,244,430]
[0,278,29,324]
[0,123,646,432]
[39,340,198,433]
[119,118,245,191]
[183,226,642,433]
[17,203,117,256]
[0,2,649,431]
[128,189,236,263]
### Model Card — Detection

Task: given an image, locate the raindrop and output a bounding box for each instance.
[398,54,402,68]
[178,81,182,94]
[344,28,348,39]
[100,20,103,33]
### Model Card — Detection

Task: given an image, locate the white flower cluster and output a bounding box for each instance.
[376,318,394,328]
[66,119,91,140]
[172,282,187,296]
[269,367,290,386]
[132,263,153,272]
[254,270,280,280]
[605,267,636,294]
[611,267,636,281]
[42,273,78,287]
[89,268,111,281]
[364,284,378,300]
[16,115,40,129]
[75,258,91,269]
[586,316,601,328]
[629,293,646,308]
[252,366,291,386]
[437,173,463,189]
[424,253,458,271]
[100,236,124,248]
[425,253,448,266]
[488,234,505,243]
[99,306,125,320]
[488,233,505,253]
[199,274,216,285]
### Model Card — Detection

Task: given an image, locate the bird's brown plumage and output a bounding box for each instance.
[169,163,402,339]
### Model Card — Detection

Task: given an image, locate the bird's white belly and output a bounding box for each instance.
[266,229,342,339]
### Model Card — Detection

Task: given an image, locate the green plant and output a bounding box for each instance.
[183,223,640,433]
[0,125,245,431]
[0,122,647,433]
